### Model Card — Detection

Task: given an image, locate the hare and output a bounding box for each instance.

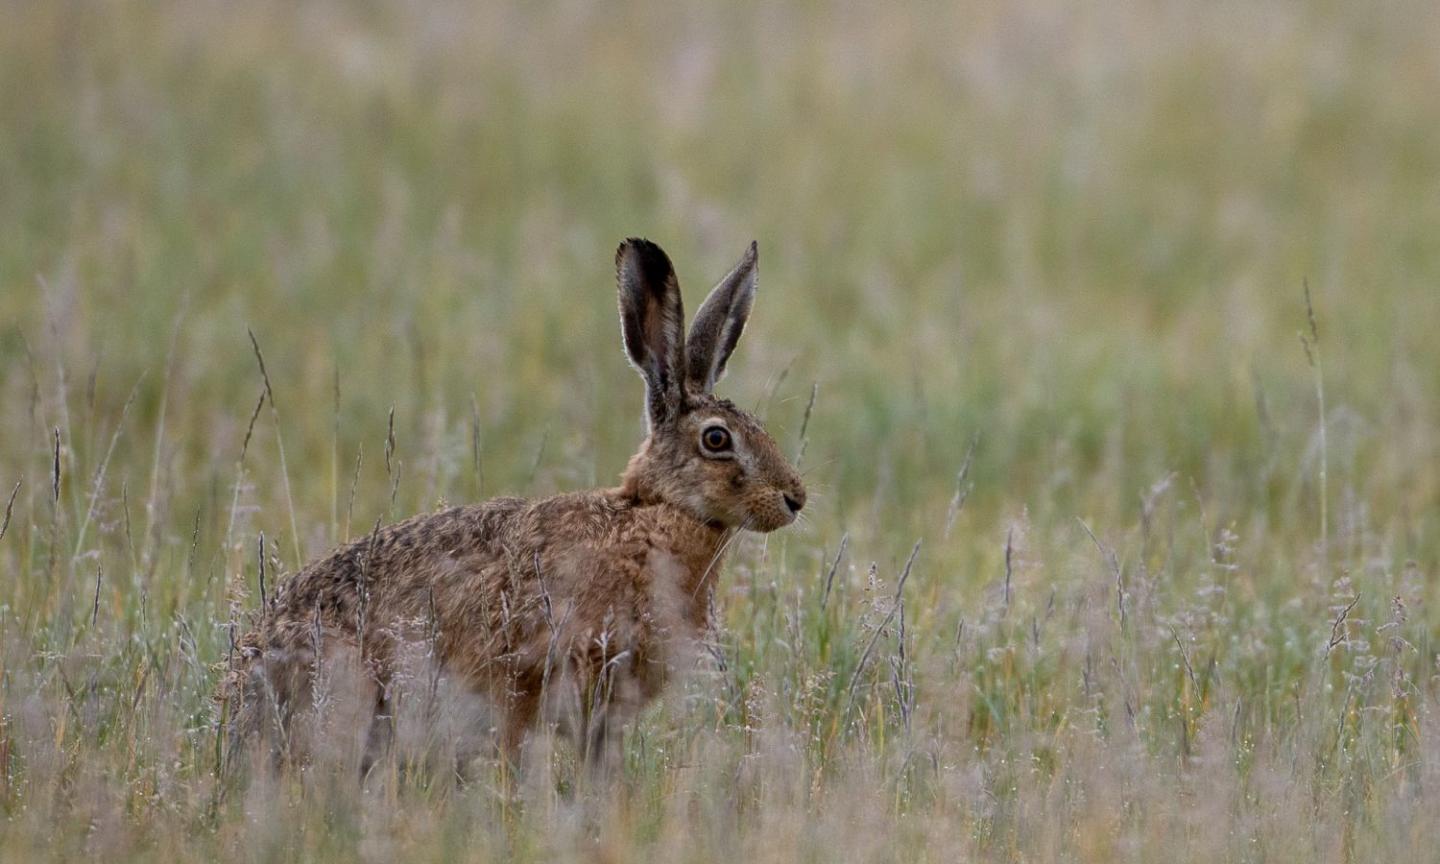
[220,238,806,779]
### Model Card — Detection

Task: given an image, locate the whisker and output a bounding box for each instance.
[794,491,828,509]
[799,458,837,478]
[694,517,752,597]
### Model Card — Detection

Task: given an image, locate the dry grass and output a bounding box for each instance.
[0,0,1437,860]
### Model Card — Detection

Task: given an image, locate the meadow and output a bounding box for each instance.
[1,1,1438,860]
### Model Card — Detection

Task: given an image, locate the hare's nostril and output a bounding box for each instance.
[783,493,804,514]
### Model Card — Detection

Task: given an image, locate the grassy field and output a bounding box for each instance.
[2,1,1438,860]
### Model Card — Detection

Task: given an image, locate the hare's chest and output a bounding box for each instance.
[643,547,710,632]
[630,546,712,677]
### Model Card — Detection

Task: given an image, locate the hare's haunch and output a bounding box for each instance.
[220,239,805,776]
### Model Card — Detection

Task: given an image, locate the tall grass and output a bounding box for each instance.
[0,0,1437,860]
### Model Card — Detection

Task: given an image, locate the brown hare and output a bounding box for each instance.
[220,238,805,779]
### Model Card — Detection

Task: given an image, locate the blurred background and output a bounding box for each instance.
[0,1,1437,860]
[3,1,1437,543]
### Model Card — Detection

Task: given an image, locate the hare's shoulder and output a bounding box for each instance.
[515,491,719,554]
[518,490,641,539]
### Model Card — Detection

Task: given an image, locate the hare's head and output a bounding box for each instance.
[615,238,805,533]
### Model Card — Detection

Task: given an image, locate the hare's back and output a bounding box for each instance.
[271,497,530,620]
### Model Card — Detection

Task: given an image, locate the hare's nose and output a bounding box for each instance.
[783,491,805,514]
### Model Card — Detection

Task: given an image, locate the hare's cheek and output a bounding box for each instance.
[740,491,779,531]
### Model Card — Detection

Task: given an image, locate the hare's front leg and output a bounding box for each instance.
[359,687,393,781]
[581,709,625,781]
[357,635,398,782]
[498,673,542,770]
[439,670,542,785]
[577,650,645,780]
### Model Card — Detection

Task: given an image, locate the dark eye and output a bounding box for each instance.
[701,425,732,453]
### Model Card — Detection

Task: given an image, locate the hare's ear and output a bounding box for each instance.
[686,241,758,394]
[617,238,687,427]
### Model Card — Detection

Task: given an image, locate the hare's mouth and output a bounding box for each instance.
[757,515,796,532]
[742,490,803,532]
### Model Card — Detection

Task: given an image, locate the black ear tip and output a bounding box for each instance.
[617,236,666,258]
[616,237,676,288]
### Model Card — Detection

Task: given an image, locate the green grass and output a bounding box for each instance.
[1,1,1437,860]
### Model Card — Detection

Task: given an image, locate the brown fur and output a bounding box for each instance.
[219,239,804,776]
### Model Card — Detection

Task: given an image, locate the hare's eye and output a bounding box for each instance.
[701,425,733,454]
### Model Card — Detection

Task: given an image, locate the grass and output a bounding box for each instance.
[1,0,1438,860]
